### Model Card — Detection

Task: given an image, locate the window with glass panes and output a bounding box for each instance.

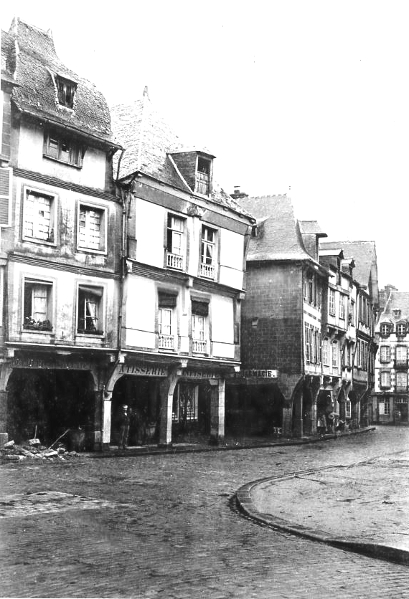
[200,226,216,278]
[396,371,407,390]
[24,189,55,243]
[23,281,53,330]
[380,370,391,388]
[380,345,391,363]
[332,341,339,370]
[78,205,105,252]
[77,286,103,334]
[329,289,335,316]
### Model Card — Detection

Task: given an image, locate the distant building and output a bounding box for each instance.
[320,241,379,428]
[371,290,409,425]
[227,194,328,438]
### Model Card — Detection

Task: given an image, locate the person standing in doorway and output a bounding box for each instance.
[118,405,130,449]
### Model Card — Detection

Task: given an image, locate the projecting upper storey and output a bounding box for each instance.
[111,88,251,219]
[1,18,119,148]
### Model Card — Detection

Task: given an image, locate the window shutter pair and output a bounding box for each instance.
[0,167,12,227]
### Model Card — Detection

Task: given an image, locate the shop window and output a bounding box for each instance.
[200,226,216,279]
[380,345,391,363]
[379,397,390,415]
[23,281,53,331]
[172,384,199,422]
[23,188,55,244]
[44,131,83,167]
[78,204,106,253]
[77,286,104,335]
[56,76,77,108]
[158,292,177,350]
[191,300,209,354]
[166,214,185,270]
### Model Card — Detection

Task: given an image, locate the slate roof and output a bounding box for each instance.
[237,195,317,262]
[111,89,252,218]
[320,240,378,285]
[1,18,116,145]
[379,291,409,322]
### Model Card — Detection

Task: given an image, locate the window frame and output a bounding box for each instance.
[22,186,57,246]
[166,214,186,270]
[380,370,391,389]
[56,75,77,109]
[396,323,407,337]
[329,288,336,316]
[43,130,83,168]
[23,279,53,332]
[76,285,104,336]
[396,371,408,391]
[77,202,107,254]
[380,323,391,337]
[200,225,217,279]
[380,345,391,363]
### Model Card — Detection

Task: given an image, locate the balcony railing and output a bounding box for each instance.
[158,334,174,350]
[200,263,215,279]
[192,339,207,354]
[166,252,183,270]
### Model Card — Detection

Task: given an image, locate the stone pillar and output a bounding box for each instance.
[292,388,303,438]
[101,392,112,451]
[282,406,292,437]
[0,389,8,446]
[159,371,180,447]
[92,389,103,451]
[209,378,225,445]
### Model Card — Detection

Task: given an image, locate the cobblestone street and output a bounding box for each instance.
[1,427,409,598]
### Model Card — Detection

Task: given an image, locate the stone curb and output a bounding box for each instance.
[89,426,377,459]
[235,463,409,567]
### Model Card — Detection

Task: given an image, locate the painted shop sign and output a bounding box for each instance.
[183,371,219,379]
[10,358,91,370]
[238,369,278,379]
[119,364,168,377]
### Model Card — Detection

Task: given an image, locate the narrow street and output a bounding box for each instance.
[1,427,409,598]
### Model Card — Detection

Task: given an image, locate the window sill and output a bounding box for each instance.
[21,329,55,335]
[76,331,105,338]
[77,246,107,256]
[23,236,57,247]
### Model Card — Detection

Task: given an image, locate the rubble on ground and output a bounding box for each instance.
[0,439,82,462]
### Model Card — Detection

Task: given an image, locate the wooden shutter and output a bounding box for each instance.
[0,167,11,226]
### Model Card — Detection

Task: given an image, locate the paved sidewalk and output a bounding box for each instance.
[237,446,409,566]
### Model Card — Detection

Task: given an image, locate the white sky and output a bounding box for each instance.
[2,1,408,289]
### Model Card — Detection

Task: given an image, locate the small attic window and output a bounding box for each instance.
[56,76,77,109]
[196,157,211,195]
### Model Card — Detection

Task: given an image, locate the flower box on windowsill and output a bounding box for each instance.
[23,319,53,332]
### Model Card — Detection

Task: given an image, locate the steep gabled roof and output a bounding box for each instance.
[1,18,115,144]
[111,89,252,217]
[379,291,409,322]
[320,240,379,302]
[238,195,316,262]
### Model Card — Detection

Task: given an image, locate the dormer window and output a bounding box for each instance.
[56,76,77,109]
[397,323,406,337]
[196,157,211,195]
[380,323,392,337]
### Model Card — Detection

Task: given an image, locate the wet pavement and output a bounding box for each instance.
[1,427,409,598]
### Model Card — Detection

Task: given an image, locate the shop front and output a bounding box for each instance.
[1,352,103,449]
[104,357,231,449]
